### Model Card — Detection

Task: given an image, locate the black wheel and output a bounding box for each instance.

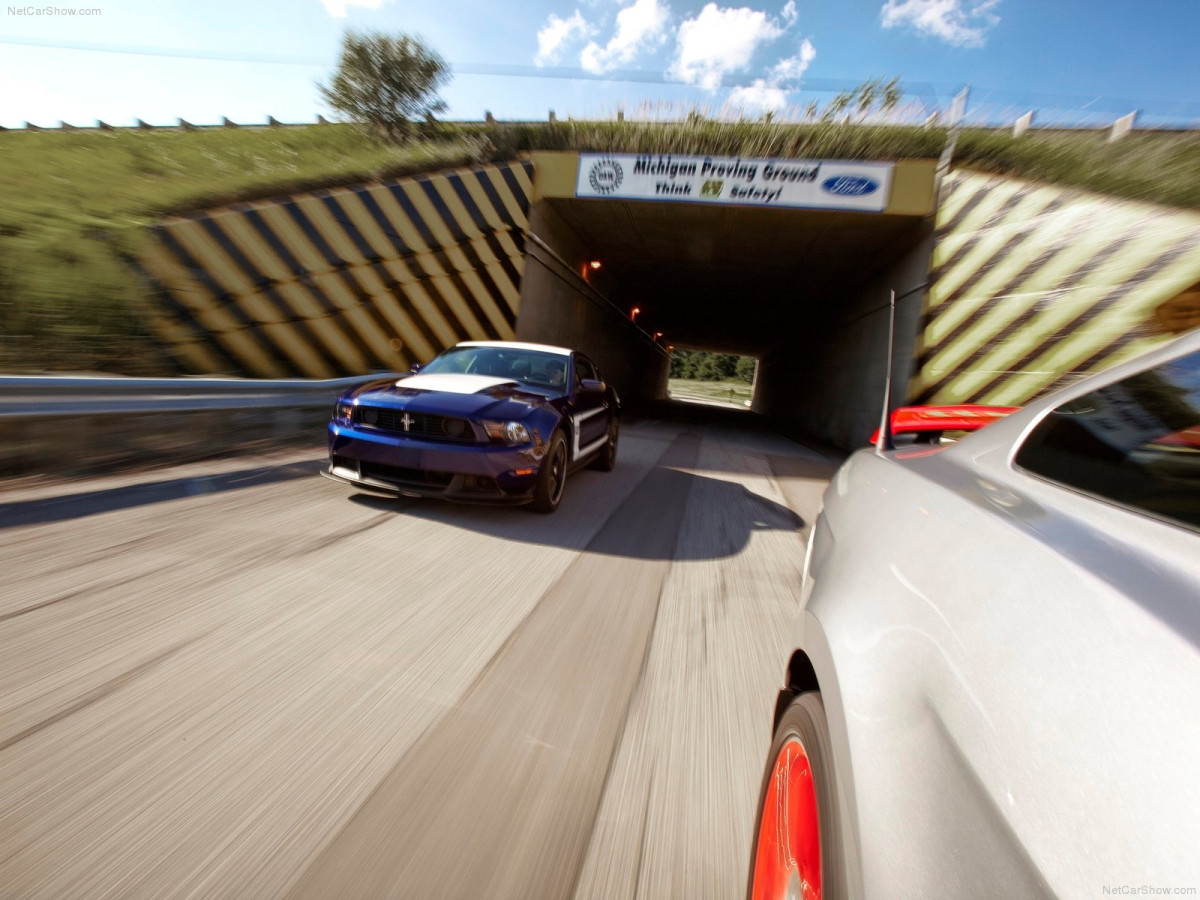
[590,418,619,471]
[531,430,568,514]
[747,692,843,900]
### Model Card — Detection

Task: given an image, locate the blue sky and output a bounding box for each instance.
[1,0,1197,128]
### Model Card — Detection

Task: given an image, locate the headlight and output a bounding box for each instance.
[504,422,530,444]
[482,420,531,444]
[335,400,354,423]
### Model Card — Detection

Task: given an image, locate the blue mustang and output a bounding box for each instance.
[324,341,620,513]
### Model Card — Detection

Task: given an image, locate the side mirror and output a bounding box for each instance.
[410,363,422,374]
[578,378,605,393]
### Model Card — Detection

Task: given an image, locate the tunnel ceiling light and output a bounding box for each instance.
[589,260,602,270]
[630,307,641,322]
[652,332,663,340]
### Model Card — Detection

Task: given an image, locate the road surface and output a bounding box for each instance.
[0,407,838,899]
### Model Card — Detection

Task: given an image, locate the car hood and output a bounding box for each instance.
[345,374,553,419]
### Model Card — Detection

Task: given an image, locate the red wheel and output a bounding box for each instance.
[750,738,822,900]
[748,692,841,900]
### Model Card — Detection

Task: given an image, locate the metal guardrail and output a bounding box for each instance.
[0,374,400,418]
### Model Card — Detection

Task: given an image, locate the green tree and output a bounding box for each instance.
[319,32,449,143]
[672,350,758,382]
[735,356,757,383]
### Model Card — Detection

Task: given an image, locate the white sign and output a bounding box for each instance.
[576,153,893,213]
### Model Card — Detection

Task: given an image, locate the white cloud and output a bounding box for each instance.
[536,11,592,66]
[670,3,788,90]
[727,80,789,113]
[880,0,1000,47]
[771,37,815,81]
[727,37,815,112]
[580,0,671,74]
[319,0,387,18]
[781,0,797,25]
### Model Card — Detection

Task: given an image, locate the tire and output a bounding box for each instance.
[589,418,619,471]
[747,692,843,900]
[530,430,569,514]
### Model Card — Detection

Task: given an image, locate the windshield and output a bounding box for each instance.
[420,347,570,392]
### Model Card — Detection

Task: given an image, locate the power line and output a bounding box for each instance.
[0,35,328,65]
[1,35,1195,118]
[0,35,938,95]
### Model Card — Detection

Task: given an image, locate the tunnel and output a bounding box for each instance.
[139,147,1200,453]
[515,152,939,450]
[132,150,940,450]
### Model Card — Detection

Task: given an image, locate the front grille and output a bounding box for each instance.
[353,406,477,443]
[360,460,455,488]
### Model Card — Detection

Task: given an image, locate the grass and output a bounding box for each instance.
[1,119,1197,374]
[0,125,486,373]
[955,128,1200,209]
[668,378,754,407]
[488,119,948,162]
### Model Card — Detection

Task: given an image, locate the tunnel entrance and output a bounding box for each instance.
[135,150,937,452]
[516,152,939,450]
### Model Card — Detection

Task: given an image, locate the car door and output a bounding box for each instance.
[568,355,609,460]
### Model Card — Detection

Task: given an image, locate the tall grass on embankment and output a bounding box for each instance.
[954,128,1200,210]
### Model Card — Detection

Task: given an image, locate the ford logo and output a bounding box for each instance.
[822,176,878,197]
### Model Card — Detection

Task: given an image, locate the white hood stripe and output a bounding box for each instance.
[395,373,517,394]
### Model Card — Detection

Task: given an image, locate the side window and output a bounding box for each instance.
[1014,350,1200,531]
[574,357,596,386]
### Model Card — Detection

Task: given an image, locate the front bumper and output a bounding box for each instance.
[326,422,541,503]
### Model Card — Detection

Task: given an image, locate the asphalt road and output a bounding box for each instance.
[0,406,839,899]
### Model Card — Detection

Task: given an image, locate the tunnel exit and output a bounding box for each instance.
[667,349,758,409]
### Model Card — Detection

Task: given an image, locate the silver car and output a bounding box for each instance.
[748,329,1200,899]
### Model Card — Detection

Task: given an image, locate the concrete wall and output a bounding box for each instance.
[516,200,669,406]
[754,222,935,450]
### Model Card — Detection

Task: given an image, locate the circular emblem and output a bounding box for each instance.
[589,159,623,195]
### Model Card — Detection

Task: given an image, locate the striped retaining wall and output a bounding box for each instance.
[912,171,1200,406]
[136,160,533,378]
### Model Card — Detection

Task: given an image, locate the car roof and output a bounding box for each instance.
[456,341,573,357]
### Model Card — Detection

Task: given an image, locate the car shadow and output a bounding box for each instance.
[348,465,805,561]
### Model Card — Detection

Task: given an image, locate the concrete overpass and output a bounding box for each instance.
[137,152,1200,450]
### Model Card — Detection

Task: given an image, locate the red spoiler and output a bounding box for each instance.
[870,405,1019,445]
[1157,425,1200,449]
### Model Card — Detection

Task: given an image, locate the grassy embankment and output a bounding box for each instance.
[1,120,1197,374]
[0,125,484,374]
[668,378,754,407]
